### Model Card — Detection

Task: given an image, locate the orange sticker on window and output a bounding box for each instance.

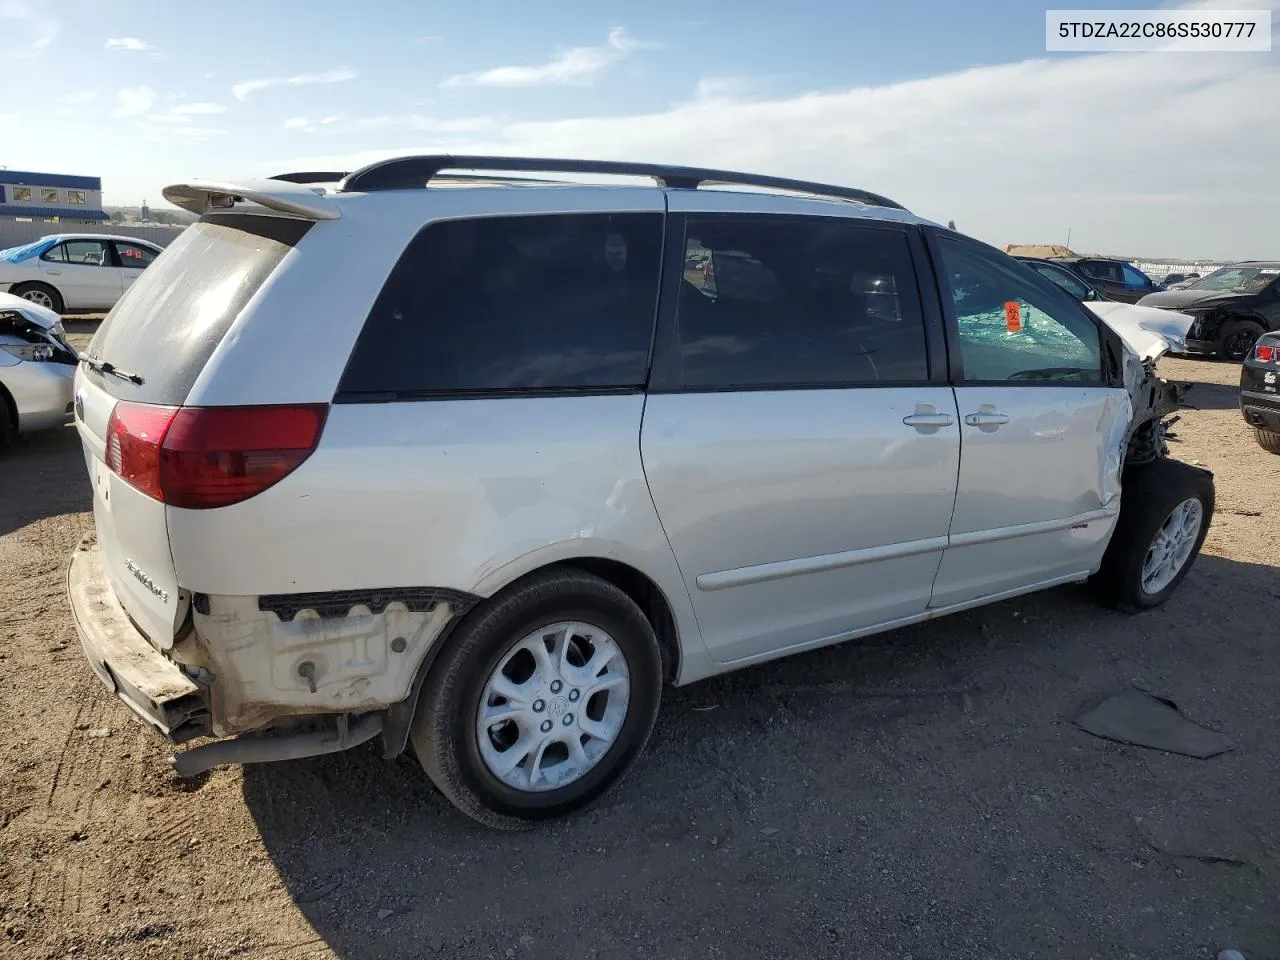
[1004,300,1022,332]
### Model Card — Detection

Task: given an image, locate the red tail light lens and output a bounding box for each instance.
[106,403,178,501]
[1255,344,1276,363]
[104,403,328,509]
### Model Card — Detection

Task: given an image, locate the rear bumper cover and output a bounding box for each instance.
[67,536,210,743]
[1241,389,1280,432]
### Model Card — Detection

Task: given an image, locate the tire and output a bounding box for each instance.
[11,282,64,315]
[1219,320,1263,362]
[0,386,16,451]
[411,568,663,829]
[1093,458,1214,612]
[1254,428,1280,455]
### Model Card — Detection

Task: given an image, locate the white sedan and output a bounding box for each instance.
[0,233,166,314]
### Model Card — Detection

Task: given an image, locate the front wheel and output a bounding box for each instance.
[1219,320,1263,362]
[1093,458,1214,612]
[11,282,64,315]
[411,568,663,829]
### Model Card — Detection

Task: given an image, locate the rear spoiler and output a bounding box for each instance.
[162,179,341,220]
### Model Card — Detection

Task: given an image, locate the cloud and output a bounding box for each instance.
[0,2,58,57]
[271,26,1280,260]
[105,36,153,52]
[441,27,649,88]
[61,90,98,104]
[112,86,156,118]
[168,102,226,117]
[283,115,344,133]
[232,68,358,101]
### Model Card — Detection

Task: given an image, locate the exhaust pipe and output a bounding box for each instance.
[170,713,384,778]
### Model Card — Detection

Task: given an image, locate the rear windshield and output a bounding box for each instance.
[84,214,310,403]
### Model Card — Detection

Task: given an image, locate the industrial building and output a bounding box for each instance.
[0,169,108,223]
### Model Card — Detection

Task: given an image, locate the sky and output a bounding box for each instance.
[1,0,1276,259]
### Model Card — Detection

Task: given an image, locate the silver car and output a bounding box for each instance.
[66,157,1212,829]
[0,292,78,446]
[0,233,165,314]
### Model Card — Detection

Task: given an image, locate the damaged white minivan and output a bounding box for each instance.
[67,157,1210,828]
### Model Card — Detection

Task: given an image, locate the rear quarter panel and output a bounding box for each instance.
[164,395,710,683]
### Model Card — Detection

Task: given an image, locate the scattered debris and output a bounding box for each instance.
[760,827,779,836]
[1074,689,1233,759]
[1231,509,1262,517]
[692,704,719,712]
[377,908,393,920]
[86,728,112,739]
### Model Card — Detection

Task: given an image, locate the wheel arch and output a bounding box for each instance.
[0,378,18,438]
[380,545,703,760]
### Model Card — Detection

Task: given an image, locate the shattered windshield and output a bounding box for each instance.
[1187,266,1280,294]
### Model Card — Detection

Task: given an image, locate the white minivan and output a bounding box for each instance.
[67,157,1210,828]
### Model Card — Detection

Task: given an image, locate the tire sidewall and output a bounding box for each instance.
[1111,463,1214,608]
[1220,321,1263,362]
[15,283,63,316]
[430,581,662,822]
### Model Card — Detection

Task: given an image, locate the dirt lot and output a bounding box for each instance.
[1,333,1278,960]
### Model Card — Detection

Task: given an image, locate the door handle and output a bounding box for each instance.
[903,413,955,428]
[46,270,62,275]
[964,410,1010,427]
[903,403,954,430]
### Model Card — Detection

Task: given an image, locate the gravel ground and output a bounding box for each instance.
[1,333,1277,960]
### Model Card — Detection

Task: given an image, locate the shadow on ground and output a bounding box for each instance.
[0,426,89,540]
[245,554,1280,960]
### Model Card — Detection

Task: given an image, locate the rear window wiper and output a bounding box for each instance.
[81,355,144,385]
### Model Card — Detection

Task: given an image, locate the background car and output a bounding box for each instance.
[0,233,165,314]
[0,291,79,448]
[1138,262,1280,361]
[1048,256,1164,303]
[1014,256,1189,356]
[1163,272,1201,289]
[1240,331,1280,454]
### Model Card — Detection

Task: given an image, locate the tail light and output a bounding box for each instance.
[1255,343,1276,363]
[105,403,328,509]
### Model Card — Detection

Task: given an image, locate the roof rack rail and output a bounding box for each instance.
[337,155,907,210]
[269,171,351,184]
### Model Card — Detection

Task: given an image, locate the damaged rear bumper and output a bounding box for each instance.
[68,536,211,743]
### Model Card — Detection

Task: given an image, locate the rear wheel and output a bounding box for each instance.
[11,282,64,315]
[0,386,15,450]
[1093,458,1214,612]
[1254,428,1280,455]
[411,568,663,829]
[1219,320,1263,362]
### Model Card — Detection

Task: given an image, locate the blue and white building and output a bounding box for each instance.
[0,170,108,223]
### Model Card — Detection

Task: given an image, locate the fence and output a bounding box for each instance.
[0,221,184,250]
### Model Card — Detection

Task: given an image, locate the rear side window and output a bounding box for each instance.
[85,215,309,403]
[338,212,664,398]
[673,216,928,389]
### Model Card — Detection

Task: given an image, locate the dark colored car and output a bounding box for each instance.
[1163,272,1200,288]
[1014,256,1108,303]
[1240,331,1280,454]
[1138,262,1280,362]
[1049,257,1163,304]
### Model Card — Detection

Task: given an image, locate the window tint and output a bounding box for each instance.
[1030,262,1090,301]
[114,241,157,267]
[340,213,663,396]
[1079,260,1121,283]
[674,217,928,389]
[40,188,59,203]
[938,237,1102,383]
[68,190,87,204]
[43,240,109,266]
[1121,263,1150,288]
[13,187,31,201]
[87,216,309,404]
